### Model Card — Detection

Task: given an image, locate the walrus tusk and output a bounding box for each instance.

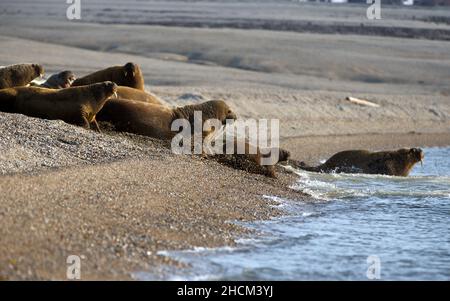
[113,92,118,98]
[420,159,423,167]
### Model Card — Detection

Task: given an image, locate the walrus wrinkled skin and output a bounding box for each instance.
[0,64,44,89]
[72,62,145,90]
[40,70,76,89]
[293,148,424,176]
[113,86,164,105]
[0,82,117,131]
[97,99,237,139]
[214,138,291,178]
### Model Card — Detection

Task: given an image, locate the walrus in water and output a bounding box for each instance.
[97,98,237,139]
[72,62,145,90]
[292,148,424,176]
[39,70,76,89]
[0,64,44,89]
[213,137,291,178]
[0,82,117,131]
[112,86,164,105]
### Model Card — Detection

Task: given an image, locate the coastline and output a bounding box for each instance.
[0,122,305,280]
[1,113,448,279]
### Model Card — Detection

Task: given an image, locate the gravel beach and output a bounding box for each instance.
[0,111,307,280]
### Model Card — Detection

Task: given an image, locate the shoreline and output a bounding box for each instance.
[1,114,448,279]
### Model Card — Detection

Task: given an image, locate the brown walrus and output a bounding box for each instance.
[97,98,237,139]
[0,64,44,89]
[72,62,145,90]
[113,86,164,105]
[39,70,76,89]
[0,82,117,131]
[292,148,424,177]
[213,138,291,178]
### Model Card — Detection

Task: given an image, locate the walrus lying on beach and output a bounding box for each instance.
[0,64,44,89]
[212,138,291,178]
[38,71,76,89]
[292,148,424,176]
[72,62,145,90]
[0,82,117,131]
[97,98,237,139]
[113,86,164,105]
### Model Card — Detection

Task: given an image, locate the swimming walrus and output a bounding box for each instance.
[97,98,237,139]
[0,63,44,89]
[113,86,164,105]
[39,70,76,89]
[292,148,424,176]
[72,62,145,90]
[0,81,117,131]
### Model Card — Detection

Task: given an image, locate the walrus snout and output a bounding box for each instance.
[410,148,424,166]
[99,81,118,99]
[106,81,118,92]
[62,71,76,87]
[278,148,291,162]
[124,62,137,77]
[224,110,237,124]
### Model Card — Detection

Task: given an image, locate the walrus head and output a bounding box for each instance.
[176,100,237,125]
[45,70,76,88]
[211,100,238,125]
[397,148,424,162]
[91,81,118,103]
[408,148,425,166]
[122,62,145,89]
[32,64,44,78]
[123,62,135,76]
[57,70,76,88]
[390,148,424,177]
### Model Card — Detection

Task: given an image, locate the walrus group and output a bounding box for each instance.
[0,62,424,178]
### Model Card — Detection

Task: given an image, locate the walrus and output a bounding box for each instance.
[38,70,76,89]
[112,86,164,105]
[72,62,145,90]
[292,148,424,176]
[213,138,291,178]
[0,82,117,131]
[97,98,237,139]
[0,64,44,89]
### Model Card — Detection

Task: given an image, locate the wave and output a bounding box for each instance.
[286,166,450,201]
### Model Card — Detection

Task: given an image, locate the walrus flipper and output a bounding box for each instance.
[91,119,101,132]
[81,116,91,130]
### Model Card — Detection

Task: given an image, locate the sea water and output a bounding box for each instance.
[138,147,450,280]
